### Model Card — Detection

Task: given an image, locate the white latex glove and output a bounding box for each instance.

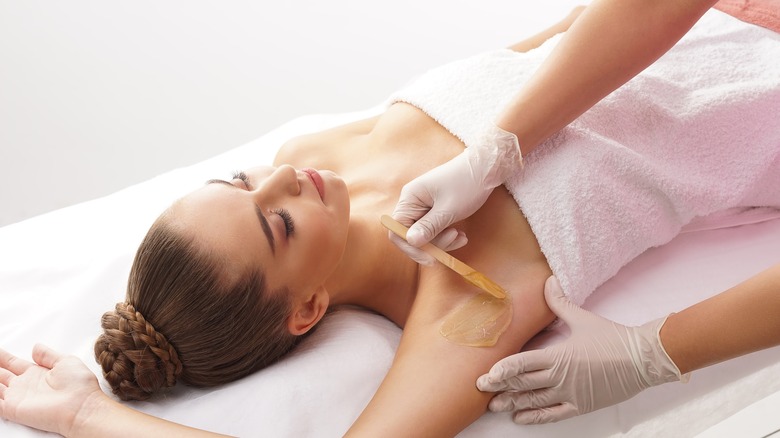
[476,276,686,424]
[391,124,522,265]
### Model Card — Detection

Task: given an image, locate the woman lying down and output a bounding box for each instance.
[1,5,779,437]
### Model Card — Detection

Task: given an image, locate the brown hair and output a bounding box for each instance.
[95,216,302,401]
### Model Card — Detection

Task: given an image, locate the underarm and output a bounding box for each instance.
[346,262,553,437]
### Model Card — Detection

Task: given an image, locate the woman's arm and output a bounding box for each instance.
[0,345,229,438]
[347,187,555,436]
[72,394,229,438]
[478,264,780,424]
[389,5,589,260]
[661,263,780,374]
[346,268,554,437]
[498,0,719,155]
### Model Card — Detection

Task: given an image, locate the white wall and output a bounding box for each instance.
[0,1,584,227]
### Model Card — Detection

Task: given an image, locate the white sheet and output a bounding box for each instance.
[1,109,779,437]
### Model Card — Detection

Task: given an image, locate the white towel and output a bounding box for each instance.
[392,9,780,304]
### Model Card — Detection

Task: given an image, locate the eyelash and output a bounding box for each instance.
[271,208,295,237]
[231,170,251,189]
[230,170,294,238]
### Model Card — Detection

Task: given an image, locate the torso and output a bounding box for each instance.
[275,102,553,329]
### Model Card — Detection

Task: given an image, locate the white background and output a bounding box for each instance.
[0,1,585,227]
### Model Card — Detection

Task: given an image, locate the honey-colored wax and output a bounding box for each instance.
[461,271,507,299]
[439,292,512,347]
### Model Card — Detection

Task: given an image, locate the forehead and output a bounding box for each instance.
[169,185,270,279]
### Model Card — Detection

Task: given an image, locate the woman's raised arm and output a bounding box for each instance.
[346,181,556,436]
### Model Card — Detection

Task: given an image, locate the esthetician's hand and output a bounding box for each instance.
[391,124,522,265]
[0,345,104,436]
[477,276,686,424]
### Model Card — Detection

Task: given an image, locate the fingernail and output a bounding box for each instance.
[406,228,423,246]
[513,412,531,424]
[418,255,435,267]
[489,398,508,412]
[476,375,489,390]
[490,366,502,381]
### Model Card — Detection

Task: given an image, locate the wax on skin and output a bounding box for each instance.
[439,292,513,347]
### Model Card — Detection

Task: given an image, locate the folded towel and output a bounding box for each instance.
[392,9,780,304]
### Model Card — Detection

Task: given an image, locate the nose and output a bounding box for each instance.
[254,165,300,201]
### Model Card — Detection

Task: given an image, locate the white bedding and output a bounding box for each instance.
[1,108,779,437]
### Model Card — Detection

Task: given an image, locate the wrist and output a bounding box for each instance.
[491,124,523,172]
[633,316,688,387]
[471,124,523,187]
[67,390,113,438]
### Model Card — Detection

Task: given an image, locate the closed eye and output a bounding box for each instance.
[231,170,252,190]
[203,175,276,254]
[271,208,295,237]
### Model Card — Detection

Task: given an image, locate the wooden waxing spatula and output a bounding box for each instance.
[380,215,507,300]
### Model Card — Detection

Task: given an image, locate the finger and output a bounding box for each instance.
[406,221,435,247]
[392,187,432,228]
[478,350,554,391]
[543,276,586,326]
[544,276,612,331]
[406,209,455,247]
[0,349,33,376]
[429,227,468,252]
[489,387,563,413]
[32,344,63,370]
[478,368,554,394]
[0,386,6,416]
[0,368,13,387]
[513,402,579,425]
[387,232,435,266]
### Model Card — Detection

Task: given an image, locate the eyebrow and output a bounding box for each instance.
[206,179,276,254]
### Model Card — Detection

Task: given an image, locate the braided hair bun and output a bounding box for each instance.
[95,302,183,401]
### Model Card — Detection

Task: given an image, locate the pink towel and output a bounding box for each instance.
[391,10,780,304]
[715,0,780,33]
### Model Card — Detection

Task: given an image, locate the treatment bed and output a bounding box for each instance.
[1,107,779,437]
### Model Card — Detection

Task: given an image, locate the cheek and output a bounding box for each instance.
[316,223,339,255]
[307,218,342,265]
[294,201,348,276]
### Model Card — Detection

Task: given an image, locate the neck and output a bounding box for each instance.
[324,211,418,325]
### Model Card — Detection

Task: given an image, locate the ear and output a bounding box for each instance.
[287,285,329,336]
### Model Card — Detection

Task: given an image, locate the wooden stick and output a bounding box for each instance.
[381,215,507,299]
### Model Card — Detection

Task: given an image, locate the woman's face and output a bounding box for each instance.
[170,165,350,294]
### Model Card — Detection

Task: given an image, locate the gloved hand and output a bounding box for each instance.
[391,124,522,265]
[476,276,687,424]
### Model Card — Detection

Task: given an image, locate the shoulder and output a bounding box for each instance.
[273,116,381,167]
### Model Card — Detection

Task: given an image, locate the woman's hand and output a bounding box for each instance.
[0,344,104,436]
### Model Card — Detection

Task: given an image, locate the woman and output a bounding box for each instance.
[1,5,779,437]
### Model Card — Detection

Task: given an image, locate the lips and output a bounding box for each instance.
[302,168,325,200]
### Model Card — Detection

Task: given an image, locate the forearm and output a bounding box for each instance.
[497,0,718,156]
[660,263,780,375]
[71,392,231,438]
